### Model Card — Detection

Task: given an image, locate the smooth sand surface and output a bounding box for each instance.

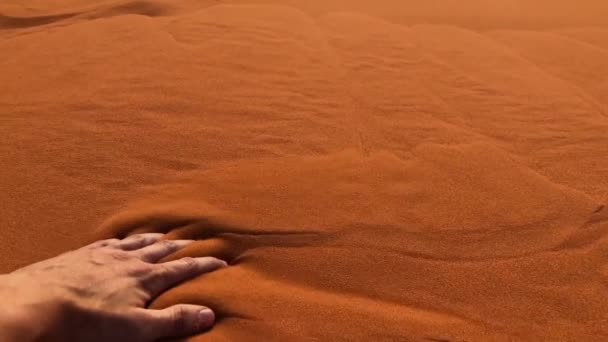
[2,1,608,340]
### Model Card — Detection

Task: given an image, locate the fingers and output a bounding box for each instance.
[141,257,227,297]
[134,240,195,263]
[86,234,165,251]
[164,237,241,264]
[117,233,164,251]
[133,304,215,340]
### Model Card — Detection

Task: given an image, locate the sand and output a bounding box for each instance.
[2,1,608,340]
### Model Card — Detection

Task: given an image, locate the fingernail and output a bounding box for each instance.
[199,309,215,327]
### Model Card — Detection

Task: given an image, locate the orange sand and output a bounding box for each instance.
[2,1,608,340]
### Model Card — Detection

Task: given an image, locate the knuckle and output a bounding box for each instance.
[155,264,173,280]
[130,234,146,242]
[129,261,154,276]
[181,257,197,270]
[131,235,149,246]
[107,250,132,261]
[171,307,189,332]
[159,240,177,250]
[105,238,121,245]
[91,238,120,248]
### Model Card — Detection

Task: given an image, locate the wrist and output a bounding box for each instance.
[0,306,33,342]
[0,275,30,341]
[0,275,70,342]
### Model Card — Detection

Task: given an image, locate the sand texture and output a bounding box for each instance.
[2,1,608,341]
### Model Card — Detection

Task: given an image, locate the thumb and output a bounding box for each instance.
[133,304,216,340]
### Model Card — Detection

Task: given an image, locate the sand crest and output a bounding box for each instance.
[2,1,608,340]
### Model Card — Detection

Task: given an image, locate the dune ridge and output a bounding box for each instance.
[1,1,608,340]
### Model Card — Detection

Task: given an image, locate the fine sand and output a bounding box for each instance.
[2,1,608,340]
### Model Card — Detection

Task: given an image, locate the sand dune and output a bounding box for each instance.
[1,1,608,340]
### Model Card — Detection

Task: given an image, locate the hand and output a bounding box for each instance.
[0,234,227,342]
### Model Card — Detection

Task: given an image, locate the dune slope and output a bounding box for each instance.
[1,1,608,340]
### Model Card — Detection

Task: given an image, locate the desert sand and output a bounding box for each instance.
[2,0,608,340]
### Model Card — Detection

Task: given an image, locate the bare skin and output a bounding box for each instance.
[0,234,227,342]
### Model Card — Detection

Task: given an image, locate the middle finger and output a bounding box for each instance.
[134,240,195,263]
[117,233,165,251]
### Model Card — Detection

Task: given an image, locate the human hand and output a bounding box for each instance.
[0,234,226,342]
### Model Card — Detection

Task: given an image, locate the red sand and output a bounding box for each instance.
[2,1,608,340]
